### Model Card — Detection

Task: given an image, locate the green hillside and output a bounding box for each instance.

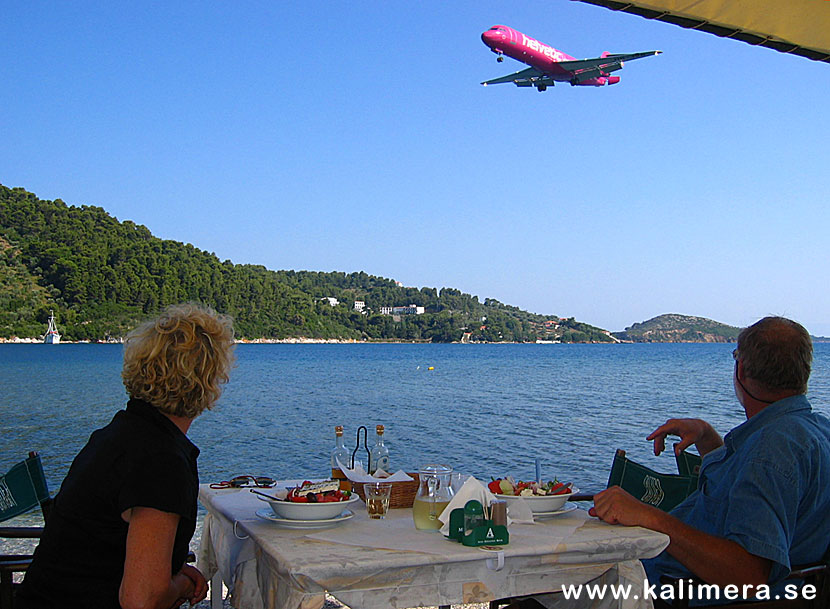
[0,185,613,343]
[612,314,740,343]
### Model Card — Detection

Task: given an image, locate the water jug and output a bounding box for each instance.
[412,464,454,530]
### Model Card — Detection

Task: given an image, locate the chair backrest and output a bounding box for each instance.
[0,453,51,523]
[674,444,703,477]
[607,449,698,512]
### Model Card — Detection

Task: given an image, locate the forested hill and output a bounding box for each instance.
[0,185,613,343]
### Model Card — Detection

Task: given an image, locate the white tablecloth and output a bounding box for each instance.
[197,485,669,609]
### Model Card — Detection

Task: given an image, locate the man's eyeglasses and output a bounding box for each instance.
[732,348,739,360]
[210,475,276,489]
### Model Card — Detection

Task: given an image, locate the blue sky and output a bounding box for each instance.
[3,1,829,334]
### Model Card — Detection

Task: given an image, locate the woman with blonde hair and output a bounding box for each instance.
[19,303,235,609]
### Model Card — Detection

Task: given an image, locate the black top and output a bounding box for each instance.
[18,399,199,609]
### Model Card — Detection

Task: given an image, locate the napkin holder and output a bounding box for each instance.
[445,505,509,547]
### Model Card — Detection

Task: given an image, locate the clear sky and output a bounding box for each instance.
[3,1,829,334]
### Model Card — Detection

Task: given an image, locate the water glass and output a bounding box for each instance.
[450,472,468,493]
[365,482,392,519]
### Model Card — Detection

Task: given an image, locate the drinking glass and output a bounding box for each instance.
[450,472,467,493]
[365,482,392,519]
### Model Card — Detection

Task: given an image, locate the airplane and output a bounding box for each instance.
[481,25,661,91]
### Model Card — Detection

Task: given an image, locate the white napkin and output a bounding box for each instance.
[336,459,414,483]
[500,496,537,525]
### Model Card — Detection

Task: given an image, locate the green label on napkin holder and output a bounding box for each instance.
[445,508,509,546]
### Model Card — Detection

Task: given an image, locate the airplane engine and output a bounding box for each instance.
[607,76,621,85]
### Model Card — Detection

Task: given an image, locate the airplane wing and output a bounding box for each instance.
[481,66,556,88]
[557,50,661,83]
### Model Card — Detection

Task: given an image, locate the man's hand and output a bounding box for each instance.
[589,486,660,527]
[647,418,723,457]
[179,564,208,605]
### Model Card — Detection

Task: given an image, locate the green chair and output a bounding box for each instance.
[568,448,699,512]
[674,443,702,478]
[606,448,699,512]
[0,452,52,609]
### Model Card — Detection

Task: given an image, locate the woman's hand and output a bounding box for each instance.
[647,418,723,457]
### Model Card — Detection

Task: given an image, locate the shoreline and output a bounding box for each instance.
[0,337,627,345]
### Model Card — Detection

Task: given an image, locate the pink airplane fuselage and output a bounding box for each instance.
[481,25,620,86]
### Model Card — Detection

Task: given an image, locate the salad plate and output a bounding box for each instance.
[255,508,354,529]
[531,503,579,519]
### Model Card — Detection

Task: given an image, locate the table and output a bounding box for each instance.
[197,484,669,609]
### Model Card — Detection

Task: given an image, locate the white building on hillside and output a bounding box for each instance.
[392,304,424,315]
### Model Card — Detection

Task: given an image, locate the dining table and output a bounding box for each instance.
[197,482,670,609]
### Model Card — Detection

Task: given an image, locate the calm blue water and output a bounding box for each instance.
[4,343,830,532]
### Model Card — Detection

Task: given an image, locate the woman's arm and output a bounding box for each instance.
[119,507,206,609]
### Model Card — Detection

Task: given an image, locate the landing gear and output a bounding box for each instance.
[536,84,547,92]
[496,54,504,63]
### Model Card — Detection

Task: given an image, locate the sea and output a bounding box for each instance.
[4,342,830,545]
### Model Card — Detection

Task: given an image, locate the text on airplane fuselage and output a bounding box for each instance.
[521,34,567,62]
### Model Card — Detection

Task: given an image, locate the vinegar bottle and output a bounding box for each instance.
[330,426,351,490]
[368,424,390,475]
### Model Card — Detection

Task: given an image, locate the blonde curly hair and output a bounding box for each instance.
[122,303,235,418]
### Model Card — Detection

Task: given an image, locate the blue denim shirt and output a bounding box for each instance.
[644,395,830,599]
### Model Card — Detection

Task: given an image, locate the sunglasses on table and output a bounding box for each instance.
[210,475,276,489]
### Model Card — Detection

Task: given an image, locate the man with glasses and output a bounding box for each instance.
[591,316,830,604]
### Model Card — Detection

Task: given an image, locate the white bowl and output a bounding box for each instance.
[495,487,578,513]
[256,493,361,520]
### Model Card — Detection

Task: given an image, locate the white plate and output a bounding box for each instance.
[255,508,354,529]
[531,503,579,519]
[495,487,578,513]
[255,492,361,520]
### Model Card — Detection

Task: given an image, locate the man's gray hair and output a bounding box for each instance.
[736,316,812,395]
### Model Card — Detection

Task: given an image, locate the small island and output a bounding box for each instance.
[612,314,740,343]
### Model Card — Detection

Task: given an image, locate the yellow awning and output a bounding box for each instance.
[574,0,830,63]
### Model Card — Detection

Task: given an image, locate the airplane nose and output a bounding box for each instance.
[481,30,499,46]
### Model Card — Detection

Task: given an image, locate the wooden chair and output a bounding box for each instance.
[660,559,830,608]
[0,452,52,609]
